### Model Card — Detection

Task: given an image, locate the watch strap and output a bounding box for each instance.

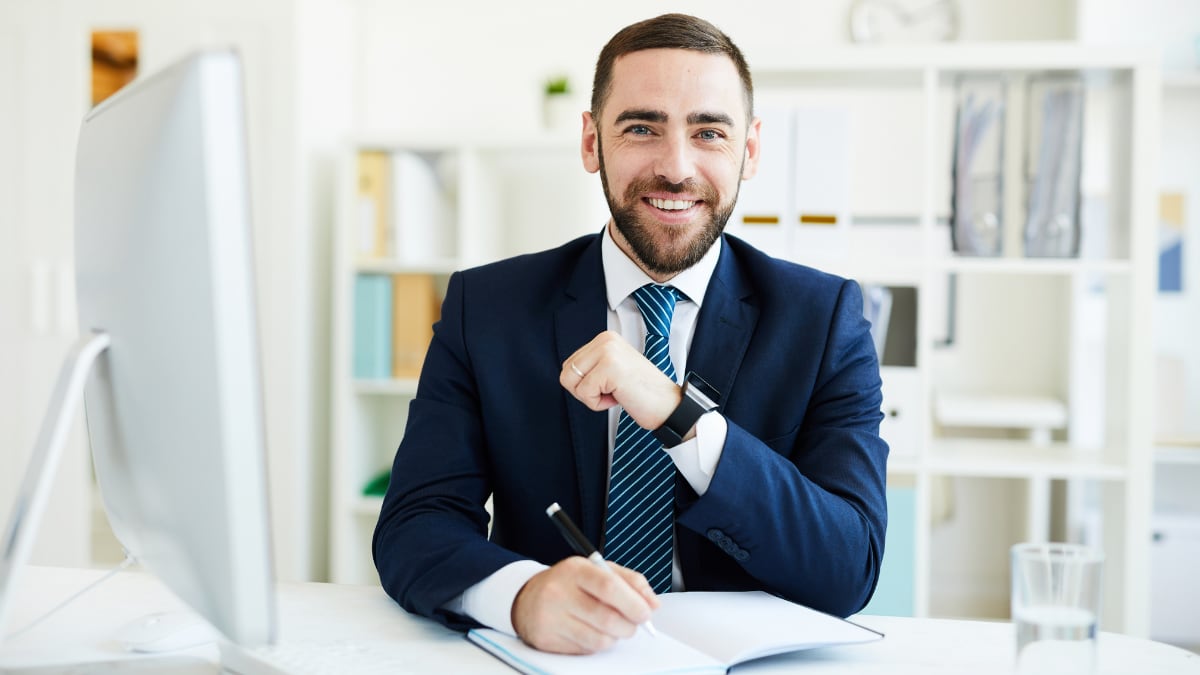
[652,372,720,449]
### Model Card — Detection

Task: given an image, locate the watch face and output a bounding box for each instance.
[849,0,960,44]
[684,372,720,411]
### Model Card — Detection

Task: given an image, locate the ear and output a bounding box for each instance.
[740,116,762,181]
[581,111,600,174]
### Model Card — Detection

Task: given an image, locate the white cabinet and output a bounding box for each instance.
[329,45,1156,636]
[1150,445,1200,649]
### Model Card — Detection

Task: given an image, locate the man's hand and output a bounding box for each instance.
[511,556,660,654]
[561,331,681,430]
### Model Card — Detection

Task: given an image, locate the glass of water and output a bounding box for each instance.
[1011,542,1104,674]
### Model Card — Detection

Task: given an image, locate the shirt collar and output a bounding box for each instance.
[600,222,722,311]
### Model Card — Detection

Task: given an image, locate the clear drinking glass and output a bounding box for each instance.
[1011,542,1104,674]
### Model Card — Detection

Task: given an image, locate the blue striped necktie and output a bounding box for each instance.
[603,283,680,594]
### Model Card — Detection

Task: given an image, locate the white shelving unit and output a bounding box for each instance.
[733,44,1157,635]
[329,44,1157,636]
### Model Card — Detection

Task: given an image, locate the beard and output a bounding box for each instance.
[597,138,741,277]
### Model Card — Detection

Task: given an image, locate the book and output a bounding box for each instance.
[467,591,882,675]
[391,273,439,378]
[353,274,392,379]
[356,150,391,259]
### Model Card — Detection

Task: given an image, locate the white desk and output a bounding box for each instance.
[2,566,1197,674]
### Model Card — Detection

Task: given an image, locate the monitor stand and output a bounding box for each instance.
[0,331,111,640]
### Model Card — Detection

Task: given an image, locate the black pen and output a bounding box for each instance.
[545,502,658,637]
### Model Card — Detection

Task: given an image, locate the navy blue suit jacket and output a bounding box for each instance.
[373,233,888,629]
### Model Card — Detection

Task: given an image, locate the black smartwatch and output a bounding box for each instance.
[653,372,720,448]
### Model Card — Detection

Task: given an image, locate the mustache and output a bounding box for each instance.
[624,176,718,201]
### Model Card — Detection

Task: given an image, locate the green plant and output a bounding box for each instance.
[545,76,570,96]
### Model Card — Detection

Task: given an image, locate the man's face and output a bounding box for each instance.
[582,48,760,280]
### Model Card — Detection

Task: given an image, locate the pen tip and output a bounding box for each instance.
[545,502,561,517]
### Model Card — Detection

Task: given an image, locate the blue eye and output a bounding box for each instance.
[628,125,652,135]
[697,129,722,141]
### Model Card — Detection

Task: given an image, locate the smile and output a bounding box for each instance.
[647,198,698,211]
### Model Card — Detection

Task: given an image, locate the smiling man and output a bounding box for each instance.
[373,13,889,655]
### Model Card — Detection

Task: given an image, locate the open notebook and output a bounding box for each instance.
[467,591,883,674]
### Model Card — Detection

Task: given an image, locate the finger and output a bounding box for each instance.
[612,565,662,609]
[561,341,596,384]
[559,610,619,653]
[555,558,642,639]
[537,610,617,655]
[578,563,656,626]
[564,593,633,648]
[560,355,614,412]
[526,562,633,653]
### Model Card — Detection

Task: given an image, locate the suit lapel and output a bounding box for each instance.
[685,237,758,411]
[555,235,609,546]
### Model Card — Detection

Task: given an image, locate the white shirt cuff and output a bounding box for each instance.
[446,559,548,636]
[664,411,727,495]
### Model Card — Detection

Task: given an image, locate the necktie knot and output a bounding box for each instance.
[632,284,679,339]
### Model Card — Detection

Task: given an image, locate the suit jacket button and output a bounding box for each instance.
[734,550,750,562]
[706,528,724,543]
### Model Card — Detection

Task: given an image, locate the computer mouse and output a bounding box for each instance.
[112,611,220,653]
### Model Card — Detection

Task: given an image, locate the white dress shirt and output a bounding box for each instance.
[445,225,729,634]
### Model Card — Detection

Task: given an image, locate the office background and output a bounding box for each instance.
[1,0,1197,649]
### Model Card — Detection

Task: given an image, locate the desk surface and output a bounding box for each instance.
[2,566,1197,674]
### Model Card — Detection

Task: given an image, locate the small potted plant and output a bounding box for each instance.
[543,74,577,131]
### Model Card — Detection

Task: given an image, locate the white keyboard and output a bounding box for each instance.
[220,639,436,675]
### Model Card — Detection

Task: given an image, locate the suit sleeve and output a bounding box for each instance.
[675,279,888,617]
[372,271,524,630]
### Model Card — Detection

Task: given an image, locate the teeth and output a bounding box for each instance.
[649,198,695,211]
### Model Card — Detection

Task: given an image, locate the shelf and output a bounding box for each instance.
[355,259,458,275]
[753,43,1157,75]
[888,454,921,475]
[1155,440,1200,465]
[1163,70,1200,90]
[354,378,420,396]
[805,260,926,287]
[352,496,384,517]
[348,133,579,153]
[935,257,1132,276]
[926,439,1127,480]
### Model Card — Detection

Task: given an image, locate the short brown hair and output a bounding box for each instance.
[591,14,754,120]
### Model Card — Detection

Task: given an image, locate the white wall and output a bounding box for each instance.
[1154,86,1200,436]
[352,0,1076,137]
[292,0,357,581]
[0,0,357,583]
[1076,0,1200,70]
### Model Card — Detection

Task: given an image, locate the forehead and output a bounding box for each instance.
[603,48,747,125]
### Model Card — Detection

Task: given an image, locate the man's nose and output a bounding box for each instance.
[654,132,696,185]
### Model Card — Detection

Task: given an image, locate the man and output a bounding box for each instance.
[373,13,888,655]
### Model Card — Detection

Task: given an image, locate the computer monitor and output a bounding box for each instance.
[0,48,276,648]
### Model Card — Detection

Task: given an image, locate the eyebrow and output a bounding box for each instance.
[612,109,737,127]
[687,111,735,127]
[614,109,667,124]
